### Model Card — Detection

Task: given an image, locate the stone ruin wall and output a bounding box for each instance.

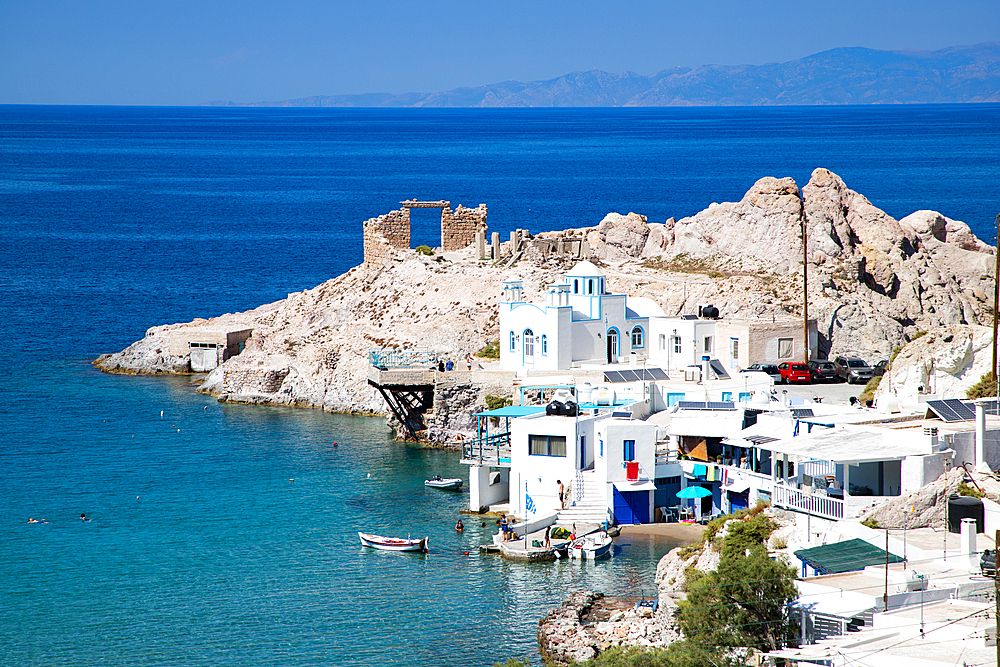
[441,204,488,252]
[363,208,411,273]
[362,202,489,273]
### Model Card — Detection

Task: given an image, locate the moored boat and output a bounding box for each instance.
[358,532,428,552]
[424,475,463,490]
[568,533,612,560]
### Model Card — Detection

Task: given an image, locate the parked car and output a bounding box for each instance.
[777,362,812,384]
[742,363,782,383]
[808,360,838,383]
[834,355,875,384]
[873,360,889,377]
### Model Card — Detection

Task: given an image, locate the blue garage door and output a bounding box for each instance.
[613,488,650,525]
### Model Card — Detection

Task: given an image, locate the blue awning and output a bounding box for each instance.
[475,406,547,418]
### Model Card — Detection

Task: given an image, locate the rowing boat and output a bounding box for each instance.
[358,532,428,552]
[424,476,463,490]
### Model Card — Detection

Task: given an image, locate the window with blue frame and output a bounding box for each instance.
[529,434,566,457]
[721,391,732,401]
[631,326,644,348]
[739,392,753,401]
[623,439,635,461]
[541,335,548,355]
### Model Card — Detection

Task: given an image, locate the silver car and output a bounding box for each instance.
[742,363,782,383]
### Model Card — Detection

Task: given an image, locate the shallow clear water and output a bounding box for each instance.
[0,361,679,666]
[1,104,998,665]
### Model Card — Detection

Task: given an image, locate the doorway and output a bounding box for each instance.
[606,328,619,364]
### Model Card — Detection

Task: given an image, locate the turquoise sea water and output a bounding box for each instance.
[1,105,999,665]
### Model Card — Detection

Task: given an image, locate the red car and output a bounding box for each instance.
[778,362,811,384]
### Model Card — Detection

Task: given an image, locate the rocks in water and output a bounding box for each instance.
[537,590,681,666]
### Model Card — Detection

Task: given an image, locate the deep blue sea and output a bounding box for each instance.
[1,104,999,666]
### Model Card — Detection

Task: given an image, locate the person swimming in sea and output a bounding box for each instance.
[80,513,90,521]
[455,519,464,532]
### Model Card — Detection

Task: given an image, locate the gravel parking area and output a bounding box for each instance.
[771,378,875,407]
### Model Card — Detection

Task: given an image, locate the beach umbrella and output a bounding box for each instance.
[676,486,712,499]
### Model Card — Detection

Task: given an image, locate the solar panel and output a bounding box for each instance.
[649,368,669,380]
[926,399,973,422]
[943,399,976,420]
[791,408,815,418]
[709,359,731,380]
[620,370,641,382]
[677,401,737,411]
[603,371,621,383]
[747,435,778,445]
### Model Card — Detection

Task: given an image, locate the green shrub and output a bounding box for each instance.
[958,481,986,499]
[967,371,997,400]
[415,245,434,256]
[477,340,500,358]
[861,516,879,529]
[484,394,512,411]
[859,376,882,405]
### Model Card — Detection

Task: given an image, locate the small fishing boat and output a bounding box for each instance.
[568,533,612,560]
[358,532,428,553]
[424,475,463,490]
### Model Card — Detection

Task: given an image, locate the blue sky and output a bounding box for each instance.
[1,0,997,105]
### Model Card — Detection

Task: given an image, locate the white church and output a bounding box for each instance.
[499,260,818,375]
[499,261,666,372]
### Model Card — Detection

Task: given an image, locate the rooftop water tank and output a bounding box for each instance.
[948,495,984,533]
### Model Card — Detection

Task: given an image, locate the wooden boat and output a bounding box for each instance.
[424,476,463,490]
[358,532,428,552]
[568,533,612,560]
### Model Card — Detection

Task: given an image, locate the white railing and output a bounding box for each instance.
[574,469,585,504]
[773,484,844,521]
[800,459,837,479]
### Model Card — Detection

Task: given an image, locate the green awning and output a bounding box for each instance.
[794,538,904,575]
[475,406,547,418]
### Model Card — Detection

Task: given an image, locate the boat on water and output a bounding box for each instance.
[568,533,612,560]
[358,532,428,553]
[424,475,463,490]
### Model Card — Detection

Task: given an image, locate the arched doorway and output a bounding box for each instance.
[523,328,534,362]
[606,328,619,364]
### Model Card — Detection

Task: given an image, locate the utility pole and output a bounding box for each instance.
[883,529,890,612]
[994,529,999,667]
[801,199,810,364]
[992,214,999,385]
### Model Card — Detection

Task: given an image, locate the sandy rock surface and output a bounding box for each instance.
[874,325,994,404]
[859,468,1000,530]
[95,168,995,428]
[537,591,682,665]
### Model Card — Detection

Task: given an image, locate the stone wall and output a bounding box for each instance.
[441,204,488,252]
[363,208,410,273]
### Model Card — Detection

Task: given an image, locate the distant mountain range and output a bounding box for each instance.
[207,42,1000,108]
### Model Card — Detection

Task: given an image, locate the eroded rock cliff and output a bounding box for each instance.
[95,168,995,425]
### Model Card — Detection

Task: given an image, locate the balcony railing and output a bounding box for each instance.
[369,347,438,370]
[461,432,512,466]
[773,484,844,521]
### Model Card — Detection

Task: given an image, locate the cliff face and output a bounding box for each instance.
[95,168,995,419]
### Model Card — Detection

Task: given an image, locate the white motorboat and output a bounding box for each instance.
[568,533,612,560]
[424,476,463,490]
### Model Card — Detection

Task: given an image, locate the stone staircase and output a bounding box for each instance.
[555,470,610,527]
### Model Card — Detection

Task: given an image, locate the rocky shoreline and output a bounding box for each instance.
[537,591,682,665]
[94,168,997,441]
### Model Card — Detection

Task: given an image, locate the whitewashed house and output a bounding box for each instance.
[499,261,665,372]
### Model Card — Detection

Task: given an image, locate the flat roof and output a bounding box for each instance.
[475,406,547,418]
[794,538,904,575]
[764,426,931,463]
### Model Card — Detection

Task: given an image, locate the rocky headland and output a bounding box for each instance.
[95,168,996,439]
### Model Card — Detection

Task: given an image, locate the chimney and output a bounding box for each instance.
[923,426,939,452]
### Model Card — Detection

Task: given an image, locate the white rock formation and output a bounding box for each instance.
[874,325,994,404]
[95,168,996,424]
